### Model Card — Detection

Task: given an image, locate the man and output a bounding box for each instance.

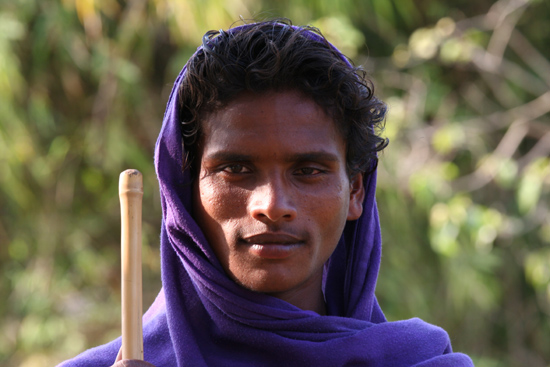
[60,20,473,366]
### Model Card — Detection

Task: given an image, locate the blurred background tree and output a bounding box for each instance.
[1,0,549,366]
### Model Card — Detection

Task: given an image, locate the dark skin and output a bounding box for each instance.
[193,91,364,314]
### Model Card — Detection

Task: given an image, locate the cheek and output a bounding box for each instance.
[194,179,250,264]
[197,178,248,225]
[317,182,349,218]
[306,186,350,239]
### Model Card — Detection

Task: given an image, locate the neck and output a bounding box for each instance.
[267,273,327,315]
[270,289,327,315]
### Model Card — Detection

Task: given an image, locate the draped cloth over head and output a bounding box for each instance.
[59,23,474,367]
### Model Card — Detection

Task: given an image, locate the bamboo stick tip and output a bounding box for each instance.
[119,169,143,194]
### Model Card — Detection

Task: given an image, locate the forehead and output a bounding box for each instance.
[199,91,345,159]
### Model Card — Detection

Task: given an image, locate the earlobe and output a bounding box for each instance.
[347,173,365,221]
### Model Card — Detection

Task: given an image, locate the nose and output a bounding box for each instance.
[249,178,297,223]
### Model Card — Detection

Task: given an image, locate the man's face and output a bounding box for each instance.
[192,90,364,311]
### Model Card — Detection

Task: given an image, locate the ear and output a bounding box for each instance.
[347,173,365,221]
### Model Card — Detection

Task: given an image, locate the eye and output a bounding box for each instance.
[295,167,324,176]
[222,164,250,174]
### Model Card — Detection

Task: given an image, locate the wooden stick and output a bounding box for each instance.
[119,169,144,360]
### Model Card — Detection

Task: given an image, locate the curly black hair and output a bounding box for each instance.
[178,19,388,177]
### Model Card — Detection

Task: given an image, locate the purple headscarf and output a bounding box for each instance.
[59,23,473,367]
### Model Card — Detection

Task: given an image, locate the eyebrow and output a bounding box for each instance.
[285,152,340,163]
[202,152,253,162]
[203,151,340,163]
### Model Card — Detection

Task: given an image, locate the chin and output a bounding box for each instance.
[232,270,298,295]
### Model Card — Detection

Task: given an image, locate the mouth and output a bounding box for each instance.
[241,233,304,259]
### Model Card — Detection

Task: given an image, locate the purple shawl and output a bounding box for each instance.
[59,24,473,367]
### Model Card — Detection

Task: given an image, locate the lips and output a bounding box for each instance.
[241,233,304,259]
[243,233,302,244]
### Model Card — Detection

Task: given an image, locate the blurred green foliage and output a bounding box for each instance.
[1,0,549,366]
